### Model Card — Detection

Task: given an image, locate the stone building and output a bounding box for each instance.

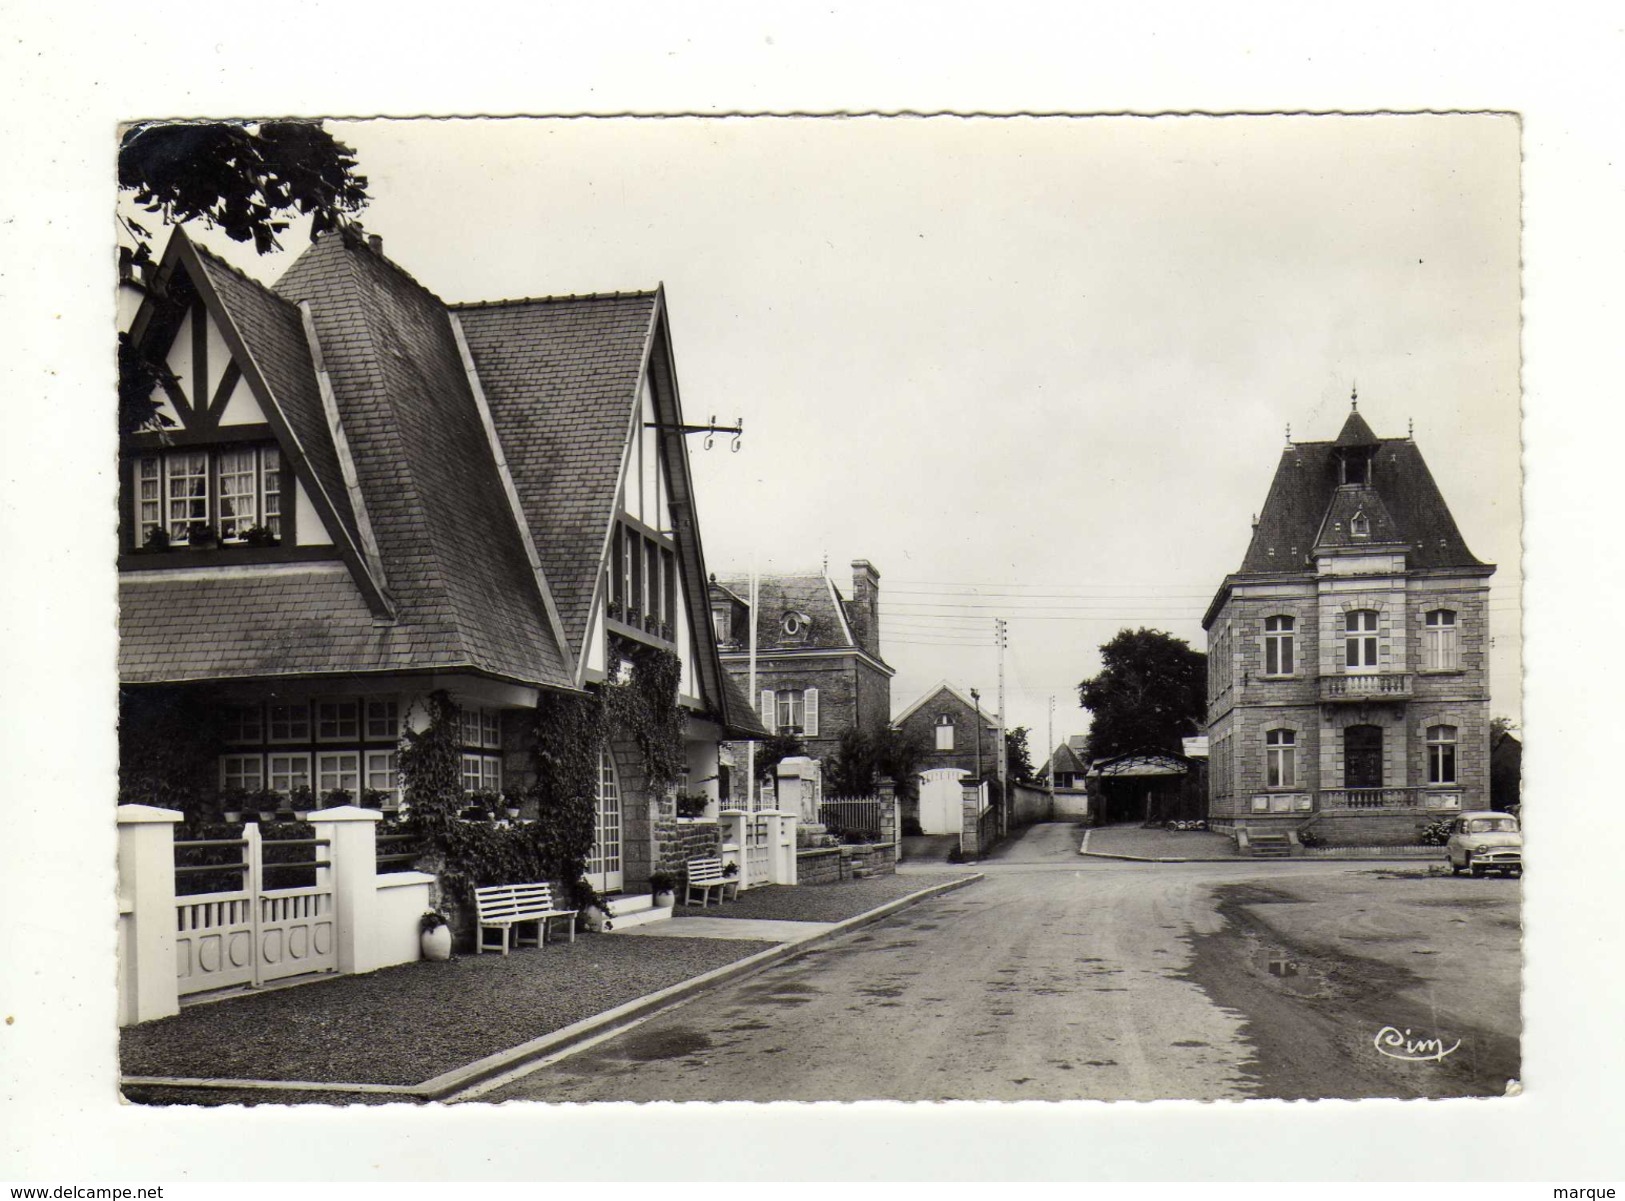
[893,681,1002,781]
[710,562,895,785]
[1201,401,1496,846]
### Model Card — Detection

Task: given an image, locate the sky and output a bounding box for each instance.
[143,113,1524,747]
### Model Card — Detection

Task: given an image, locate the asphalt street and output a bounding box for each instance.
[473,823,1519,1103]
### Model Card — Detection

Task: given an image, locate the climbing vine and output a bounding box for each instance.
[602,640,686,800]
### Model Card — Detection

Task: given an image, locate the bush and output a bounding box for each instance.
[901,816,924,838]
[1418,819,1453,847]
[1296,827,1323,848]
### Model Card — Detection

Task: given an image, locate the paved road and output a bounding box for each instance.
[473,823,1515,1102]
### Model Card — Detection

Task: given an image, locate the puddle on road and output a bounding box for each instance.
[609,1028,713,1063]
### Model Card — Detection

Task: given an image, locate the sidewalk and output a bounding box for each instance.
[1082,824,1242,861]
[121,872,978,1104]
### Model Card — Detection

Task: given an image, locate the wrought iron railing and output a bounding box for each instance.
[820,797,883,842]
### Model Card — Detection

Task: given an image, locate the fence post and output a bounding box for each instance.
[717,807,747,880]
[876,777,900,862]
[117,803,184,1027]
[960,781,982,859]
[308,806,383,975]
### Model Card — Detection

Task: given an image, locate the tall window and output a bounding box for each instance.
[1344,609,1379,670]
[1427,725,1458,785]
[1266,729,1297,788]
[1263,615,1295,676]
[776,689,805,733]
[1424,609,1459,671]
[936,713,955,751]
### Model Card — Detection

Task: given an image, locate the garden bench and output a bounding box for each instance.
[684,857,739,907]
[473,882,577,954]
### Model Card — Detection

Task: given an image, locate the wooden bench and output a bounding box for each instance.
[684,857,739,907]
[473,882,578,954]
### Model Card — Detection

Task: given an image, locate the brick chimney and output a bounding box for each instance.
[849,560,881,658]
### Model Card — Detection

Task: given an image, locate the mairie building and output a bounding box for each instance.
[1202,401,1496,847]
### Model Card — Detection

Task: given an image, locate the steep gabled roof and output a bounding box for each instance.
[892,680,999,728]
[1238,435,1487,575]
[451,292,659,661]
[1332,407,1381,447]
[1043,741,1089,779]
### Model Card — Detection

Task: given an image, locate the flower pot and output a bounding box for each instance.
[653,889,675,909]
[421,925,452,962]
[504,808,522,822]
[582,908,613,933]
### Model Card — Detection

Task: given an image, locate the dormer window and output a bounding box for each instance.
[1350,510,1370,538]
[132,445,284,550]
[782,610,811,640]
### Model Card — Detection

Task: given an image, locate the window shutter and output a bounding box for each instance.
[761,689,775,727]
[803,687,819,737]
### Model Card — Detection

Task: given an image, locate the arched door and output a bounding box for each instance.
[1344,725,1384,790]
[585,747,624,892]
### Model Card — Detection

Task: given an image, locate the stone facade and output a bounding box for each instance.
[1204,407,1497,847]
[895,683,1001,780]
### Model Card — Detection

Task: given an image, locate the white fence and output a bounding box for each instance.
[118,804,434,1027]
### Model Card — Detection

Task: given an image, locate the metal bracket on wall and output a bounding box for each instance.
[645,415,743,452]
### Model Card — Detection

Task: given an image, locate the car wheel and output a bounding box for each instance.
[1450,857,1464,875]
[1470,859,1485,877]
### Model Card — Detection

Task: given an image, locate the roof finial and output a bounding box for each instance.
[1285,421,1292,444]
[822,550,829,577]
[1408,417,1414,438]
[1351,382,1359,411]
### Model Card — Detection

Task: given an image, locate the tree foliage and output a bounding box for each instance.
[826,725,931,799]
[1004,726,1038,784]
[119,120,369,257]
[1076,628,1207,760]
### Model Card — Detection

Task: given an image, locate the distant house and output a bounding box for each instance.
[1203,401,1495,846]
[1491,728,1522,812]
[1040,739,1090,789]
[894,681,1001,780]
[117,226,764,903]
[710,561,895,775]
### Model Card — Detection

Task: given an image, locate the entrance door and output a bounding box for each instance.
[585,747,624,893]
[1344,725,1384,789]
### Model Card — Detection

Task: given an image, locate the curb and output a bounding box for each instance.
[422,872,983,1100]
[121,874,984,1103]
[1080,850,1451,865]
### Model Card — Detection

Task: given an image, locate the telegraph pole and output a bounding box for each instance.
[746,565,759,811]
[995,618,1008,835]
[1048,693,1056,805]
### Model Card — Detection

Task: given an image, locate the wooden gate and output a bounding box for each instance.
[918,768,969,835]
[174,823,336,997]
[744,815,773,887]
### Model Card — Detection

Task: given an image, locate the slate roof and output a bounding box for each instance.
[714,573,858,654]
[1237,432,1486,575]
[1043,742,1089,779]
[120,230,572,688]
[1332,407,1381,447]
[452,293,658,659]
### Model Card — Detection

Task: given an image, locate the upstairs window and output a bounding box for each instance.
[1426,725,1458,785]
[1263,615,1295,676]
[135,446,284,547]
[1344,609,1379,670]
[763,687,819,737]
[1424,609,1459,671]
[936,713,955,751]
[1350,510,1370,538]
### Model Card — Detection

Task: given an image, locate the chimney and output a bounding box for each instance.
[849,560,881,658]
[367,234,384,256]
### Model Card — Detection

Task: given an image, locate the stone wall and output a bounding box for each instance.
[794,842,898,886]
[661,819,721,875]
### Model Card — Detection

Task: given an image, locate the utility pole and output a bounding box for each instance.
[1048,693,1056,805]
[746,565,759,811]
[995,618,1008,837]
[970,688,982,782]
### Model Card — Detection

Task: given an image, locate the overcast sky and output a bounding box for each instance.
[162,114,1523,744]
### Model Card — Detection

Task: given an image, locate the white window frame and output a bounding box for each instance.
[316,751,361,795]
[1263,615,1295,676]
[220,753,264,792]
[935,714,955,751]
[1424,609,1459,672]
[365,749,401,807]
[267,752,311,795]
[366,700,400,741]
[216,446,259,541]
[136,446,284,547]
[316,699,360,742]
[1266,729,1297,789]
[267,702,311,743]
[481,709,501,749]
[1344,609,1379,671]
[481,755,502,793]
[776,689,805,734]
[1426,725,1458,786]
[165,451,210,541]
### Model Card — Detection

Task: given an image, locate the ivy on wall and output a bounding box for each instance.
[118,685,223,817]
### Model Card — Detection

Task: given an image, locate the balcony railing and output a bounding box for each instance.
[1319,672,1411,702]
[1318,787,1418,810]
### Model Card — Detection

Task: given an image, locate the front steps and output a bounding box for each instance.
[1247,831,1295,858]
[602,893,674,931]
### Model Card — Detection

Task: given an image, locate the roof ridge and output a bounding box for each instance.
[189,240,303,314]
[448,289,660,310]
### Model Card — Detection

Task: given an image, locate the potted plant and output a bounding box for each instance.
[241,524,280,548]
[648,871,677,908]
[320,787,353,809]
[675,791,710,820]
[361,787,389,811]
[500,788,526,822]
[219,787,250,823]
[142,526,170,552]
[420,911,452,961]
[246,788,280,822]
[186,521,220,550]
[285,784,314,820]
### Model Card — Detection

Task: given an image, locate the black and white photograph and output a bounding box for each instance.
[4,5,1624,1186]
[107,113,1521,1106]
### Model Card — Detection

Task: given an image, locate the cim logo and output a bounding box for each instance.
[1373,1025,1462,1063]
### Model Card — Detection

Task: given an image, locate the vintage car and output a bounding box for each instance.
[1445,811,1522,877]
